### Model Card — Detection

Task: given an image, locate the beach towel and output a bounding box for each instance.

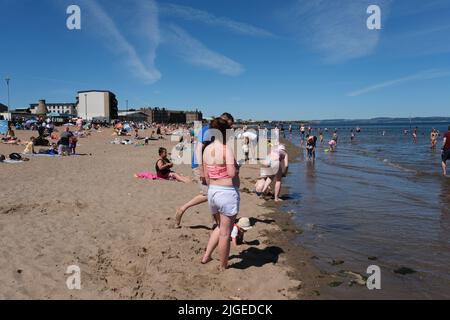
[2,160,24,164]
[135,172,166,180]
[23,154,60,157]
[22,153,83,157]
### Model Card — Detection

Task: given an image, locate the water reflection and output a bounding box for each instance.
[439,178,450,245]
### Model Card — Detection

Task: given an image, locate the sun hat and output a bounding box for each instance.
[237,217,253,231]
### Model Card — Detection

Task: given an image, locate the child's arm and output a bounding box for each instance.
[231,226,239,247]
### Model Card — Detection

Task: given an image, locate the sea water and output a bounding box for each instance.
[280,123,450,298]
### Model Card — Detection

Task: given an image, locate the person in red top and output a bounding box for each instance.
[442,125,450,176]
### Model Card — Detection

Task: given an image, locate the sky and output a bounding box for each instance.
[0,0,450,120]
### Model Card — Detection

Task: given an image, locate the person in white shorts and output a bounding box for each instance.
[201,117,240,271]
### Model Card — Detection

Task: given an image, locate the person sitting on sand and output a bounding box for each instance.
[114,122,124,136]
[58,127,74,156]
[1,125,17,143]
[155,147,190,183]
[38,143,58,155]
[23,137,36,155]
[231,217,252,247]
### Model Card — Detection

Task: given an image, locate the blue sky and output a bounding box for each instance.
[0,0,449,120]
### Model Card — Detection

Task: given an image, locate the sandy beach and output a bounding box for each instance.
[0,127,335,300]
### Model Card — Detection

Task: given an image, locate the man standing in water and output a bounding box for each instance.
[300,123,305,143]
[306,134,317,161]
[441,125,450,176]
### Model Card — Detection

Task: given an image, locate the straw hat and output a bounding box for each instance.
[278,144,286,152]
[237,217,253,231]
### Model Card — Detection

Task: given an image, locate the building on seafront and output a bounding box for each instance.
[0,103,7,113]
[138,107,203,124]
[29,100,77,115]
[76,90,118,121]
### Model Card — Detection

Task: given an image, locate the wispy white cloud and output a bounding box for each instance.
[281,0,392,63]
[80,0,161,84]
[163,24,244,76]
[159,3,274,38]
[347,69,450,97]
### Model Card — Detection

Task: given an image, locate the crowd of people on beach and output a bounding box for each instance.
[166,113,292,271]
[0,116,104,159]
[2,113,450,273]
[131,112,286,270]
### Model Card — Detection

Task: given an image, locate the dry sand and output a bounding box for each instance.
[0,127,332,300]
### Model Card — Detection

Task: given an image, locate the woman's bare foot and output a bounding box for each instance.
[217,265,228,272]
[274,198,284,203]
[201,256,213,264]
[175,208,184,228]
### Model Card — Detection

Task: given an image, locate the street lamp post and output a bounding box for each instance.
[5,77,10,111]
[84,94,88,122]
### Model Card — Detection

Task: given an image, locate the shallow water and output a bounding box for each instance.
[280,124,450,298]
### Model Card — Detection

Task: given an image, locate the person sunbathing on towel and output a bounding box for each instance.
[155,147,190,183]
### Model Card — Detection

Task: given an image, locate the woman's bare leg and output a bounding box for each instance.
[202,226,220,264]
[218,214,236,271]
[274,175,283,202]
[172,173,191,183]
[176,194,208,226]
[262,177,273,194]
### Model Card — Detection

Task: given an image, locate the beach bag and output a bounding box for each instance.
[9,153,22,161]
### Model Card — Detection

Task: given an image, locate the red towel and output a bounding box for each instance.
[135,172,164,180]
